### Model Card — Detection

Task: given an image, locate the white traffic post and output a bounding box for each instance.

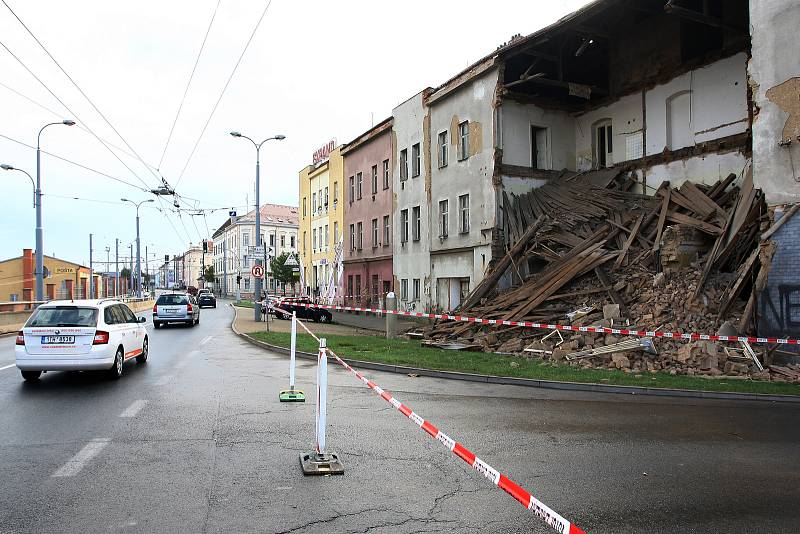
[315,337,327,455]
[290,311,297,390]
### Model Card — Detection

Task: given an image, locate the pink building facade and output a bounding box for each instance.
[342,118,394,307]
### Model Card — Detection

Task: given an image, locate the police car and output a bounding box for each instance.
[15,299,149,381]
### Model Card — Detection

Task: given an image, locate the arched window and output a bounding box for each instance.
[666,90,693,150]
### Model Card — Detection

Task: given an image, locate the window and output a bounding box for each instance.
[382,159,390,189]
[412,206,421,241]
[356,172,363,199]
[399,149,408,180]
[334,221,339,244]
[371,218,378,247]
[324,224,329,248]
[281,235,285,248]
[439,199,448,238]
[371,165,378,194]
[269,234,275,247]
[244,278,250,290]
[347,275,353,299]
[383,215,390,247]
[413,279,420,301]
[531,125,549,170]
[412,143,420,177]
[302,197,307,217]
[313,228,317,251]
[243,232,250,247]
[401,279,408,301]
[312,192,317,213]
[349,176,355,202]
[355,275,361,298]
[303,231,306,253]
[438,131,448,167]
[400,209,409,243]
[333,182,339,203]
[458,121,469,160]
[371,275,379,299]
[594,120,613,168]
[291,235,295,248]
[324,186,329,209]
[356,221,363,250]
[459,194,470,233]
[349,224,355,251]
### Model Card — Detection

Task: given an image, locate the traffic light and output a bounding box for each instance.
[236,275,242,286]
[202,241,208,253]
[165,254,169,263]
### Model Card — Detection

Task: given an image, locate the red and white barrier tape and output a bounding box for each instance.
[286,302,798,346]
[325,347,586,534]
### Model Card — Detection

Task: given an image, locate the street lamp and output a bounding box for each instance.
[229,131,285,321]
[1,164,35,207]
[121,198,154,298]
[33,119,76,301]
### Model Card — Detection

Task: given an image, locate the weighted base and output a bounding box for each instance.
[279,389,306,402]
[300,452,344,476]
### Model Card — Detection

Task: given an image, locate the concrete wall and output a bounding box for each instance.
[500,101,576,171]
[392,90,431,311]
[749,0,800,204]
[428,68,499,309]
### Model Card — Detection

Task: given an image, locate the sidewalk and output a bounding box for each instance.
[232,305,379,336]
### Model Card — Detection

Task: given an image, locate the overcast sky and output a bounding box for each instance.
[0,0,590,270]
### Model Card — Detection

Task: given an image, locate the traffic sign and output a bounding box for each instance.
[251,265,265,278]
[284,254,299,266]
[249,246,265,256]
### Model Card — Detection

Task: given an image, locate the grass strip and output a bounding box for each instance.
[249,331,800,397]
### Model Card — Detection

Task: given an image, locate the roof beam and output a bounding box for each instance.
[504,76,608,96]
[663,1,746,32]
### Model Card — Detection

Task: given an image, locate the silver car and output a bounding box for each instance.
[153,293,200,328]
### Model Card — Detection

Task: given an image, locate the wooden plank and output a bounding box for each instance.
[708,173,737,201]
[666,211,723,235]
[681,181,727,218]
[595,265,629,317]
[717,246,759,318]
[653,188,671,252]
[612,213,645,270]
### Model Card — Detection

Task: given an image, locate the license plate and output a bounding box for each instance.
[42,335,75,344]
[163,308,180,315]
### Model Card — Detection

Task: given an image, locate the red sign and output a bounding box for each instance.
[313,139,336,165]
[251,265,264,279]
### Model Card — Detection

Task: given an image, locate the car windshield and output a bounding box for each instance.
[27,306,98,327]
[157,295,188,305]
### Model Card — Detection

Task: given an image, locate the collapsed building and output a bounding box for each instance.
[418,0,800,379]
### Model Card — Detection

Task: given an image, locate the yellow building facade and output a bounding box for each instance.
[298,145,344,297]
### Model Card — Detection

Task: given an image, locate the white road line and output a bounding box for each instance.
[199,336,213,346]
[52,438,110,477]
[0,363,15,372]
[154,375,172,386]
[119,399,148,418]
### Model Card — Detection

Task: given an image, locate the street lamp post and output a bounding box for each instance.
[0,164,35,207]
[34,120,75,301]
[229,131,285,321]
[121,198,154,298]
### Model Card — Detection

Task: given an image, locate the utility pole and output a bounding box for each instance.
[145,245,149,296]
[130,243,134,294]
[89,233,94,299]
[115,238,119,297]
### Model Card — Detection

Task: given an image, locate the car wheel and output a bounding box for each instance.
[154,322,161,329]
[136,337,149,364]
[108,348,123,380]
[318,313,330,323]
[195,316,200,325]
[21,370,41,381]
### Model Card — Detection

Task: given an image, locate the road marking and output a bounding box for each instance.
[52,438,110,477]
[199,336,213,346]
[0,363,15,372]
[119,399,148,418]
[154,375,172,386]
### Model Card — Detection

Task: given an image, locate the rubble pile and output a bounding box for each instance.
[423,168,795,381]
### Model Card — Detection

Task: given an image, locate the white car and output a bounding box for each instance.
[15,299,149,381]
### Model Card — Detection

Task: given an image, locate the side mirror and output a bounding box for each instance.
[139,317,147,323]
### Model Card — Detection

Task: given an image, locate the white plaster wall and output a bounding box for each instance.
[644,151,749,191]
[749,0,800,204]
[575,93,643,171]
[428,69,499,306]
[500,101,576,170]
[500,175,549,197]
[646,53,749,153]
[392,91,431,310]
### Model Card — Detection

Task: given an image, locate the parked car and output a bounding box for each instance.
[15,299,148,381]
[273,296,332,323]
[197,289,216,308]
[153,293,200,328]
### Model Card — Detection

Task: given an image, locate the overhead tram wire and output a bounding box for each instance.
[174,0,275,188]
[1,0,163,185]
[0,37,155,191]
[0,133,150,192]
[157,0,221,170]
[0,80,162,176]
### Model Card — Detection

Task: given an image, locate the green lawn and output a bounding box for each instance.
[234,300,255,308]
[249,331,800,397]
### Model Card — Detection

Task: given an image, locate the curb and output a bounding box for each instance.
[229,305,800,405]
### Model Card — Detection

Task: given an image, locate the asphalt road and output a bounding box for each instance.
[1,302,799,533]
